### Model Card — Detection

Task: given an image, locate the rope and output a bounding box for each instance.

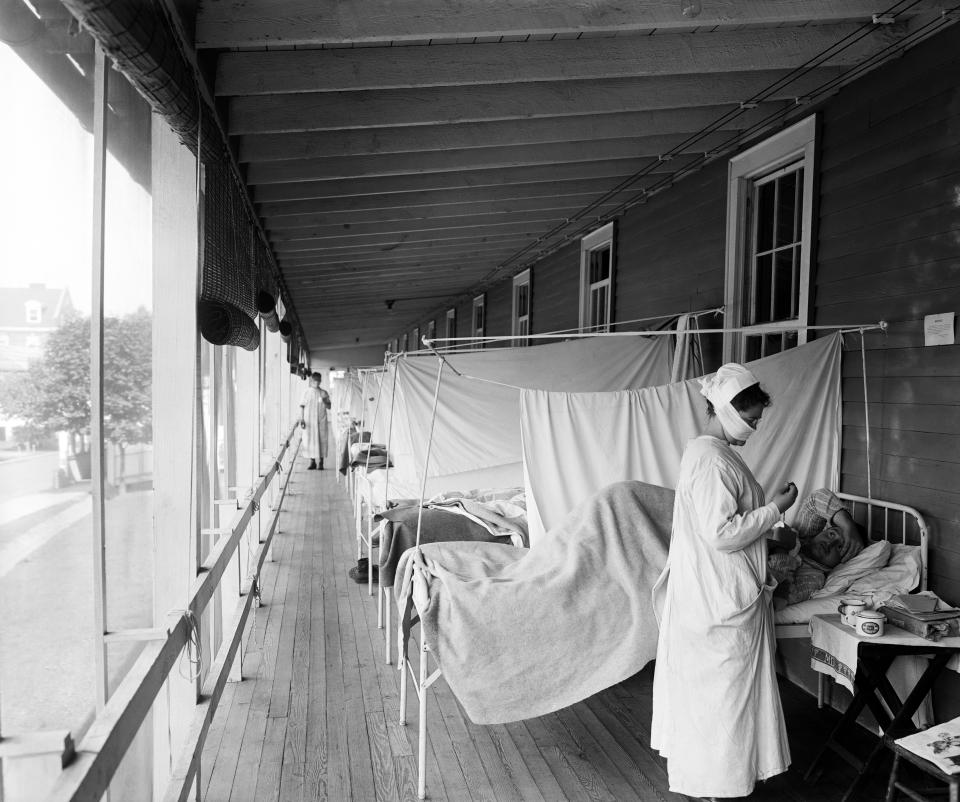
[383,356,400,501]
[860,329,874,534]
[419,323,885,395]
[427,321,887,346]
[362,356,390,475]
[413,361,445,549]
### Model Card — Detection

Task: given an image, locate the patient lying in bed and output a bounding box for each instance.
[767,488,867,607]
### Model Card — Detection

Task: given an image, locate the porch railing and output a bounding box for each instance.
[40,423,301,801]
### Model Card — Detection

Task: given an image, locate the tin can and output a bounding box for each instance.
[855,610,886,638]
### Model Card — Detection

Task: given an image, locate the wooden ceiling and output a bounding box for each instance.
[194,0,948,351]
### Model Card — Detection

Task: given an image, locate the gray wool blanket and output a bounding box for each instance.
[394,480,674,725]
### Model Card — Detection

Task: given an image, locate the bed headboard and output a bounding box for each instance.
[835,492,929,592]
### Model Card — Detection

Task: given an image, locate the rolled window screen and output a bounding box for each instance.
[199,161,259,350]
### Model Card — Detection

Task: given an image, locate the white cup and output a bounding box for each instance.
[855,610,886,638]
[838,598,867,627]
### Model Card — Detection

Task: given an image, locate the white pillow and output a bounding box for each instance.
[847,544,922,595]
[811,540,891,598]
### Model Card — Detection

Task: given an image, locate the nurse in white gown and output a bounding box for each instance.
[651,364,799,799]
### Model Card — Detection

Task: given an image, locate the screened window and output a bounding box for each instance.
[725,116,815,362]
[512,270,531,345]
[580,223,614,332]
[472,294,486,347]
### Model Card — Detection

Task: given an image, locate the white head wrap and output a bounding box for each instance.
[699,363,761,443]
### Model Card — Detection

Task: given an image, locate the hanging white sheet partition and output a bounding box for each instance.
[391,334,677,496]
[521,333,842,542]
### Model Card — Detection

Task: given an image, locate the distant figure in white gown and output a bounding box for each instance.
[651,363,799,800]
[299,372,331,470]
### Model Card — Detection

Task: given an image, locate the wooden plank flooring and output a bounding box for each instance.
[202,465,895,801]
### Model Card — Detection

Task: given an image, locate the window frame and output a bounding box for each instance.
[579,222,615,333]
[445,308,456,340]
[723,115,817,363]
[25,301,43,324]
[472,294,486,347]
[512,269,531,346]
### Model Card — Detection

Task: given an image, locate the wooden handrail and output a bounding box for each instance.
[46,423,301,801]
[163,433,300,802]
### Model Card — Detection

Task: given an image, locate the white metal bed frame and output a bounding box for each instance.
[396,490,929,800]
[774,491,929,710]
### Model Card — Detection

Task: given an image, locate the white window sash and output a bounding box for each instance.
[579,222,614,333]
[724,115,816,363]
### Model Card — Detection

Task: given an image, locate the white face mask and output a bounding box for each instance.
[716,401,756,443]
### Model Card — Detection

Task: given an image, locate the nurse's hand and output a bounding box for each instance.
[771,481,799,512]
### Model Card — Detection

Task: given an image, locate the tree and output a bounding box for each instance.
[0,310,153,450]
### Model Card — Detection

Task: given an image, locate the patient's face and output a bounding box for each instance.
[806,526,845,569]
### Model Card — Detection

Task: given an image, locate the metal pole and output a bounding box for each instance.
[90,43,110,716]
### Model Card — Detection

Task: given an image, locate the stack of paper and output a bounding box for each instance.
[897,716,960,773]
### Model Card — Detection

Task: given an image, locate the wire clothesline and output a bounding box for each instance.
[425,320,887,347]
[387,307,723,358]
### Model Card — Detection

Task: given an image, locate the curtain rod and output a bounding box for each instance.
[425,321,887,346]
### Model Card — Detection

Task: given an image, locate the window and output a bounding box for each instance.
[445,308,456,340]
[724,116,816,362]
[472,294,486,347]
[25,301,42,324]
[579,222,614,333]
[425,319,436,342]
[400,333,409,352]
[512,270,531,346]
[24,334,41,352]
[411,326,420,349]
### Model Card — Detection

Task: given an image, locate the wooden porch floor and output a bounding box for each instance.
[201,465,895,802]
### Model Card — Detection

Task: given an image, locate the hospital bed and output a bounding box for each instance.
[773,491,929,709]
[370,483,527,663]
[393,485,929,800]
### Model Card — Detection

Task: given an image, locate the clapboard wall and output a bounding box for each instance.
[815,24,960,621]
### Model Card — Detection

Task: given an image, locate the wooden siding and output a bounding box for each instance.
[523,242,580,335]
[814,21,960,721]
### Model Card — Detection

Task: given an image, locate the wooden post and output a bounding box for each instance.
[150,113,201,798]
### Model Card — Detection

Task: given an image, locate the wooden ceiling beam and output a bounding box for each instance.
[268,209,605,241]
[253,159,674,201]
[264,198,623,230]
[272,221,562,249]
[228,70,838,134]
[279,253,515,272]
[196,0,937,48]
[256,179,639,217]
[273,228,541,253]
[245,132,733,184]
[237,105,784,162]
[217,24,896,96]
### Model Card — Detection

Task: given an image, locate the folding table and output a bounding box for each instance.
[805,613,960,801]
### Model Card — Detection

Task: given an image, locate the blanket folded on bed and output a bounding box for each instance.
[377,506,507,588]
[395,480,673,724]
